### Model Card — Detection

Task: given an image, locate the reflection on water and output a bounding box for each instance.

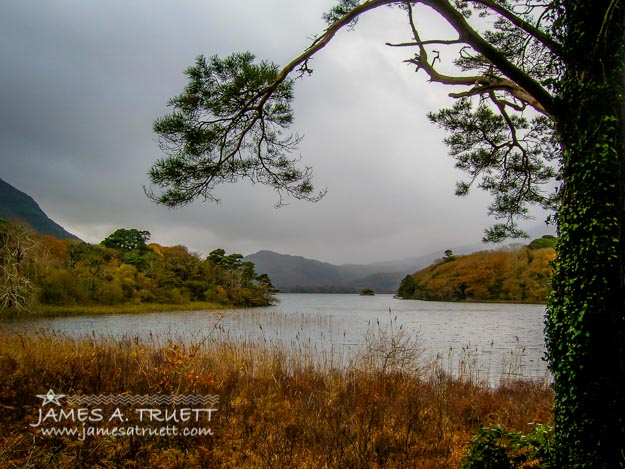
[5,293,550,385]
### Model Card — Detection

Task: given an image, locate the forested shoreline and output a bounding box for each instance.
[0,220,276,314]
[2,217,559,314]
[398,237,556,304]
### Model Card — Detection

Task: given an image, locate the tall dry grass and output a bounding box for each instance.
[0,321,553,468]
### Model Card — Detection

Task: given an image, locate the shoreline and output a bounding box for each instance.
[1,301,240,319]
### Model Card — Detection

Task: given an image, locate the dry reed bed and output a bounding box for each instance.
[0,326,553,468]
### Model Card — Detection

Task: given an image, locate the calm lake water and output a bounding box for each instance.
[5,294,550,385]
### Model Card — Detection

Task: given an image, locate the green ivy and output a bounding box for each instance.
[545,2,625,466]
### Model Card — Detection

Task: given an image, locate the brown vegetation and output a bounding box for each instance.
[0,326,553,468]
[0,221,275,314]
[401,245,555,304]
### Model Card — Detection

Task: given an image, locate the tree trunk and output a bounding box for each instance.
[546,1,625,466]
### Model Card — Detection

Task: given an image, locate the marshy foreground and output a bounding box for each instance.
[0,326,553,468]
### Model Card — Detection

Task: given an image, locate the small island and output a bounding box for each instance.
[359,288,375,296]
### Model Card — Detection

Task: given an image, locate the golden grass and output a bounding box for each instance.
[0,327,553,468]
[12,301,229,318]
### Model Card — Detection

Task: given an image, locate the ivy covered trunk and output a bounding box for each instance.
[546,1,625,467]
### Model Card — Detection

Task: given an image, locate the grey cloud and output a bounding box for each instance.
[0,0,550,265]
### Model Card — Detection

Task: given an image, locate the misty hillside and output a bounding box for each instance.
[398,238,557,303]
[244,250,439,293]
[0,178,79,240]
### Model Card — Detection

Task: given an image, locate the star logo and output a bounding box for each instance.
[36,389,65,406]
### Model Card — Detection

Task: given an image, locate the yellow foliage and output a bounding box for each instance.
[410,246,555,303]
[148,243,164,256]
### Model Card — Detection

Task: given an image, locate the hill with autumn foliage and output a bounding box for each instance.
[397,236,556,304]
[1,222,276,313]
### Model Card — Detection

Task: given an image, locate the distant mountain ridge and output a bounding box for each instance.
[0,178,79,240]
[244,250,442,293]
[244,227,556,294]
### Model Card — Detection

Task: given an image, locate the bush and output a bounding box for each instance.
[459,423,555,468]
[38,270,86,305]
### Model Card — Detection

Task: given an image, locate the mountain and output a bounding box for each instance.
[243,229,557,294]
[244,250,439,293]
[0,178,80,240]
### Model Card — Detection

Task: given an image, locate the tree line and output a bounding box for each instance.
[398,237,556,303]
[0,220,276,313]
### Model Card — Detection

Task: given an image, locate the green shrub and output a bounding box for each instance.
[38,270,86,305]
[459,423,555,469]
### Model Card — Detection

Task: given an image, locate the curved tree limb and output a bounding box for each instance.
[471,0,560,53]
[258,0,555,116]
[419,0,556,115]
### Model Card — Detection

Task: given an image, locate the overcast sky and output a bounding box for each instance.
[0,0,553,265]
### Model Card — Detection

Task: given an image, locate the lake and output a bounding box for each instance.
[4,293,550,386]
